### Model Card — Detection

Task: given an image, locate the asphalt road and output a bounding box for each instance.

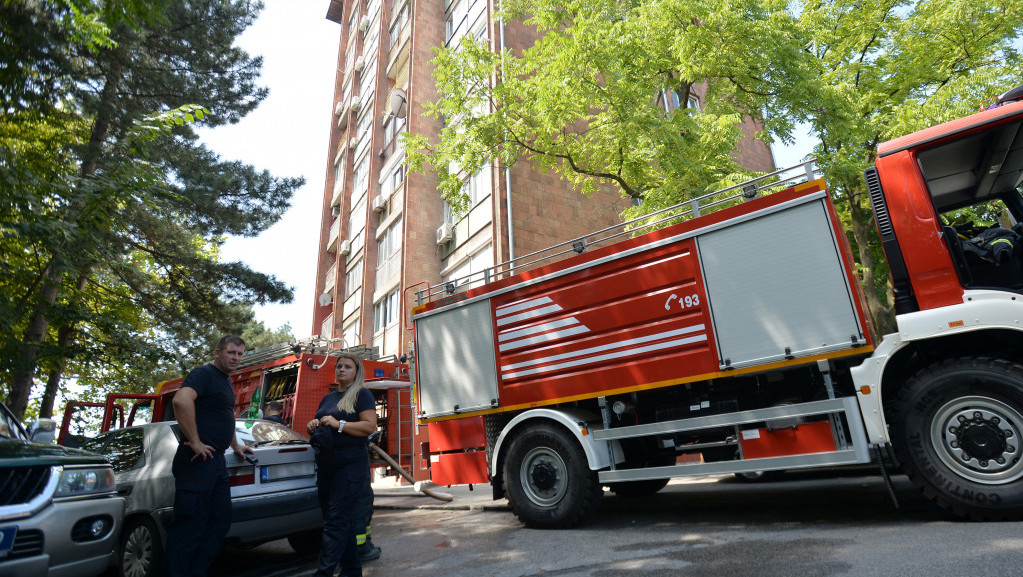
[206,469,1023,577]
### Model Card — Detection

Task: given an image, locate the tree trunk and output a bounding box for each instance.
[39,272,90,419]
[847,188,898,337]
[5,57,120,420]
[7,268,62,420]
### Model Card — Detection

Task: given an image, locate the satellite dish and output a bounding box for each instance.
[318,293,333,307]
[389,88,407,119]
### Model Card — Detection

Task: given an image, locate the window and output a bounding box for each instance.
[342,318,361,348]
[445,164,490,222]
[345,262,363,299]
[352,156,369,203]
[388,1,408,50]
[79,429,145,473]
[356,109,374,152]
[349,195,367,256]
[387,163,404,195]
[348,4,360,38]
[373,288,400,333]
[443,244,494,290]
[376,218,403,284]
[384,113,405,145]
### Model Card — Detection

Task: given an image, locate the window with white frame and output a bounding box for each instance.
[443,244,494,289]
[375,218,402,285]
[445,0,486,47]
[333,156,346,195]
[349,194,367,256]
[342,318,360,348]
[352,156,369,203]
[383,113,405,145]
[387,163,404,195]
[357,110,374,143]
[373,288,400,333]
[444,164,490,223]
[348,4,360,38]
[388,0,408,50]
[344,261,363,299]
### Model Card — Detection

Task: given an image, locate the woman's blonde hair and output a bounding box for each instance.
[334,352,366,414]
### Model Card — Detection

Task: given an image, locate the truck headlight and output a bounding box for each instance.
[55,466,116,498]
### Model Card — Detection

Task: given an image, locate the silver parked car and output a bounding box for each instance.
[80,419,322,577]
[0,400,123,577]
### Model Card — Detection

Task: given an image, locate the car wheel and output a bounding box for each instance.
[287,528,323,555]
[120,517,163,577]
[890,357,1023,520]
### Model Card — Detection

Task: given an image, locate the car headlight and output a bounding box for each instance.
[55,466,116,498]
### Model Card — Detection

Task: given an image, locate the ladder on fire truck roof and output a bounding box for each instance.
[416,161,819,304]
[238,339,380,370]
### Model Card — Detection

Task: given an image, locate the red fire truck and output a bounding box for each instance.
[58,342,430,482]
[408,88,1023,527]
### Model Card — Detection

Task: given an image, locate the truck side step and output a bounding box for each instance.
[596,397,872,484]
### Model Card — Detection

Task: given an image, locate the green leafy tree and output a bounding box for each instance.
[793,0,1023,333]
[1,0,303,420]
[409,0,1023,335]
[406,0,812,213]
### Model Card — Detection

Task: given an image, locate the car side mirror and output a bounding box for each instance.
[29,418,57,444]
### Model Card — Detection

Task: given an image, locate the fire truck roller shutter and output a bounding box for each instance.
[697,196,866,370]
[416,299,500,417]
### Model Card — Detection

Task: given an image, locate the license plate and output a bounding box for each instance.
[260,461,315,482]
[0,525,17,558]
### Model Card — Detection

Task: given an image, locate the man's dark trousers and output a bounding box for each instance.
[167,447,232,577]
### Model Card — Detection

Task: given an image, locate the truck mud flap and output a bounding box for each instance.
[595,397,871,483]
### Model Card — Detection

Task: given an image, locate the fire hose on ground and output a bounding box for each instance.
[367,440,454,502]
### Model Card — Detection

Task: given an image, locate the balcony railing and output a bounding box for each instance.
[324,262,337,293]
[327,218,340,253]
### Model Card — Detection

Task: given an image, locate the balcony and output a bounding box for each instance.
[385,17,410,81]
[320,312,334,341]
[327,218,340,254]
[324,262,337,294]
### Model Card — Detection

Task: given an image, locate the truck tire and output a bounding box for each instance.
[119,517,163,577]
[502,422,602,528]
[891,357,1023,520]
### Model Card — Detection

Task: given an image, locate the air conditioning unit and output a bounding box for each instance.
[436,222,454,245]
[334,101,345,115]
[331,205,341,218]
[354,56,365,72]
[350,132,360,147]
[359,15,370,32]
[339,240,352,256]
[351,95,361,111]
[372,195,387,213]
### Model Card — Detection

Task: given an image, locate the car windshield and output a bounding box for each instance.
[234,419,309,447]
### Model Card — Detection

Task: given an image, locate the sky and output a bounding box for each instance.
[199,1,341,339]
[200,1,813,340]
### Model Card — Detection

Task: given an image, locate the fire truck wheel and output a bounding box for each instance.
[502,422,602,528]
[891,357,1023,520]
[119,517,163,577]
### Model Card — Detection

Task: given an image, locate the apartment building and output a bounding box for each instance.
[313,0,775,358]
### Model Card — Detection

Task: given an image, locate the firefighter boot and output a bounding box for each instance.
[357,538,381,562]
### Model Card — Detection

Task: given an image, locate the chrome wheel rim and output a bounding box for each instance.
[520,446,568,507]
[932,395,1023,484]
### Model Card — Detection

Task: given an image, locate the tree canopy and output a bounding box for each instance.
[1,0,301,420]
[409,0,1023,334]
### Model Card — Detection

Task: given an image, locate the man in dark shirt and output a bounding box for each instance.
[264,400,287,425]
[167,335,255,577]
